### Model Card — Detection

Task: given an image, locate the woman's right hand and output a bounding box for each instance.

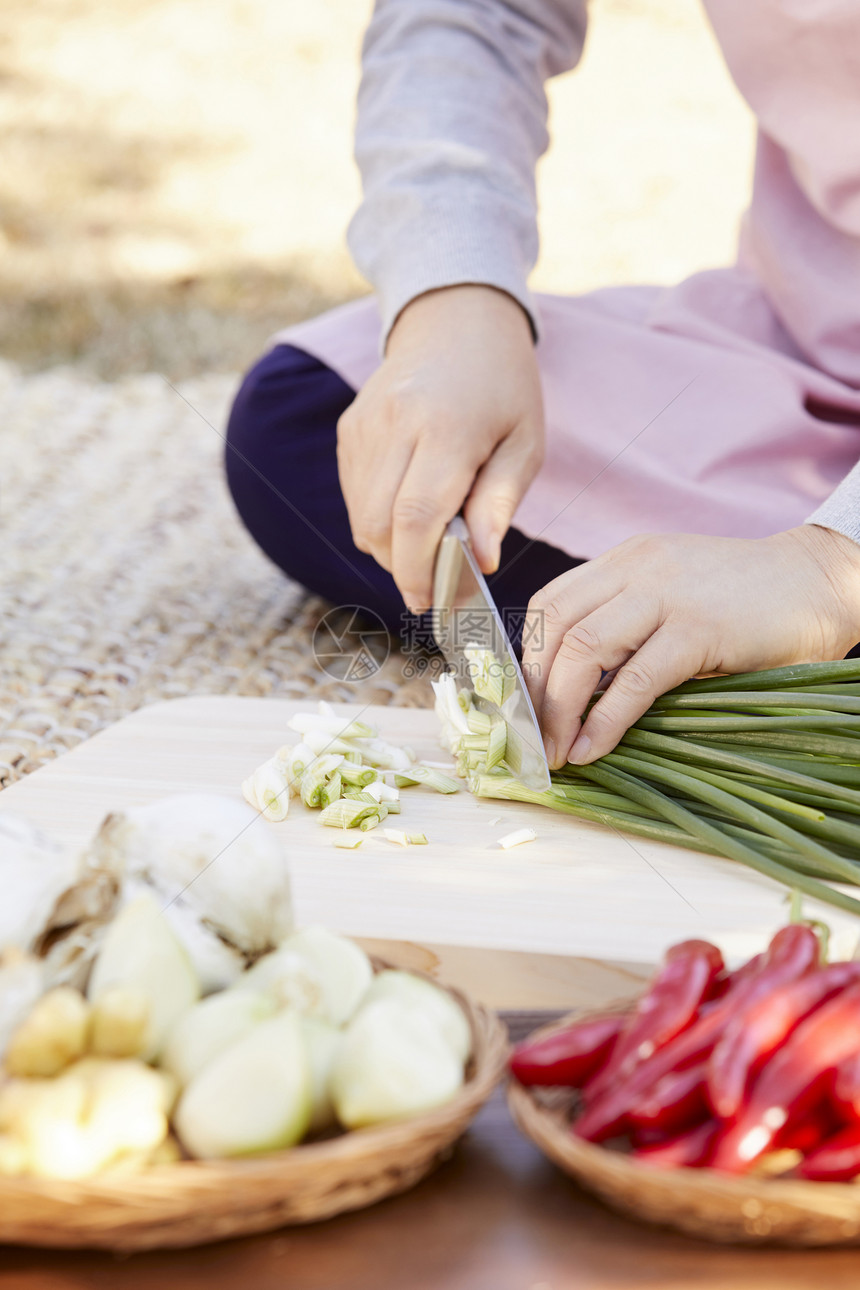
[336,284,545,614]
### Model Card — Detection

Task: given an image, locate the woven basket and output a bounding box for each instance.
[0,968,508,1252]
[507,1009,860,1247]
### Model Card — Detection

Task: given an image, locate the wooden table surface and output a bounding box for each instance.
[2,1015,858,1290]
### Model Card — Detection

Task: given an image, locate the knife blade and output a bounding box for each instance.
[431,516,551,792]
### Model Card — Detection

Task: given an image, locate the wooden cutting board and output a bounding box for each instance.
[2,696,857,1007]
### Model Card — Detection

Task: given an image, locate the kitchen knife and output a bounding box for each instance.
[432,516,551,792]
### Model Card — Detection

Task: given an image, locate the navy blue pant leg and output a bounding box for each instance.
[225,344,582,642]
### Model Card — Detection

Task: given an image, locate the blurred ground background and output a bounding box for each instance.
[0,0,755,380]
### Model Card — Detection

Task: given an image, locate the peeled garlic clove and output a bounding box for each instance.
[82,1058,176,1159]
[87,894,200,1060]
[331,999,464,1129]
[4,986,90,1077]
[0,1133,28,1177]
[144,891,246,995]
[174,1011,311,1159]
[278,926,373,1026]
[89,986,150,1058]
[359,971,472,1065]
[3,1070,96,1180]
[160,989,276,1087]
[7,1058,176,1179]
[301,1017,341,1134]
[0,950,46,1056]
[85,794,293,957]
[232,947,327,1016]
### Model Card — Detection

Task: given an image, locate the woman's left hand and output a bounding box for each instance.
[522,525,860,770]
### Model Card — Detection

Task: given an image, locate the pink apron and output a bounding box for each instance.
[273,0,860,562]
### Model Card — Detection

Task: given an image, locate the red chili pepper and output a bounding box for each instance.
[510,1014,625,1088]
[574,924,819,1143]
[586,940,724,1100]
[796,1125,860,1182]
[727,950,765,985]
[777,1102,840,1154]
[832,1053,860,1126]
[709,983,860,1174]
[629,1120,720,1170]
[627,1063,709,1135]
[707,961,860,1121]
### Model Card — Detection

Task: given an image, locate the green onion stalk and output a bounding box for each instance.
[433,661,860,918]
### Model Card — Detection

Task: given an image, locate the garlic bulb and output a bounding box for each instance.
[84,794,294,991]
[0,814,120,965]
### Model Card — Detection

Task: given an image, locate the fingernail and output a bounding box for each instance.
[544,738,557,768]
[567,734,592,765]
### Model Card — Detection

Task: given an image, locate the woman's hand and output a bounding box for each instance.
[523,525,860,769]
[336,285,544,614]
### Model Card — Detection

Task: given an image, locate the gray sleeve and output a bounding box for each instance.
[347,0,588,346]
[806,459,860,546]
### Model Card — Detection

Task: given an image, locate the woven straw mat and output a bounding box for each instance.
[0,360,431,790]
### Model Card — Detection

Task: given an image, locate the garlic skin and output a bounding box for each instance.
[174,1011,311,1159]
[87,894,200,1060]
[331,999,464,1129]
[85,794,294,989]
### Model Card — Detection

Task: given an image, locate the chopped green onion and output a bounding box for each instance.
[334,834,363,850]
[318,770,342,809]
[300,754,344,808]
[339,762,378,788]
[464,645,517,707]
[319,799,379,830]
[394,765,461,793]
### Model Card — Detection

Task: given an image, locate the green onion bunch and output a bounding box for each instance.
[457,660,860,917]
